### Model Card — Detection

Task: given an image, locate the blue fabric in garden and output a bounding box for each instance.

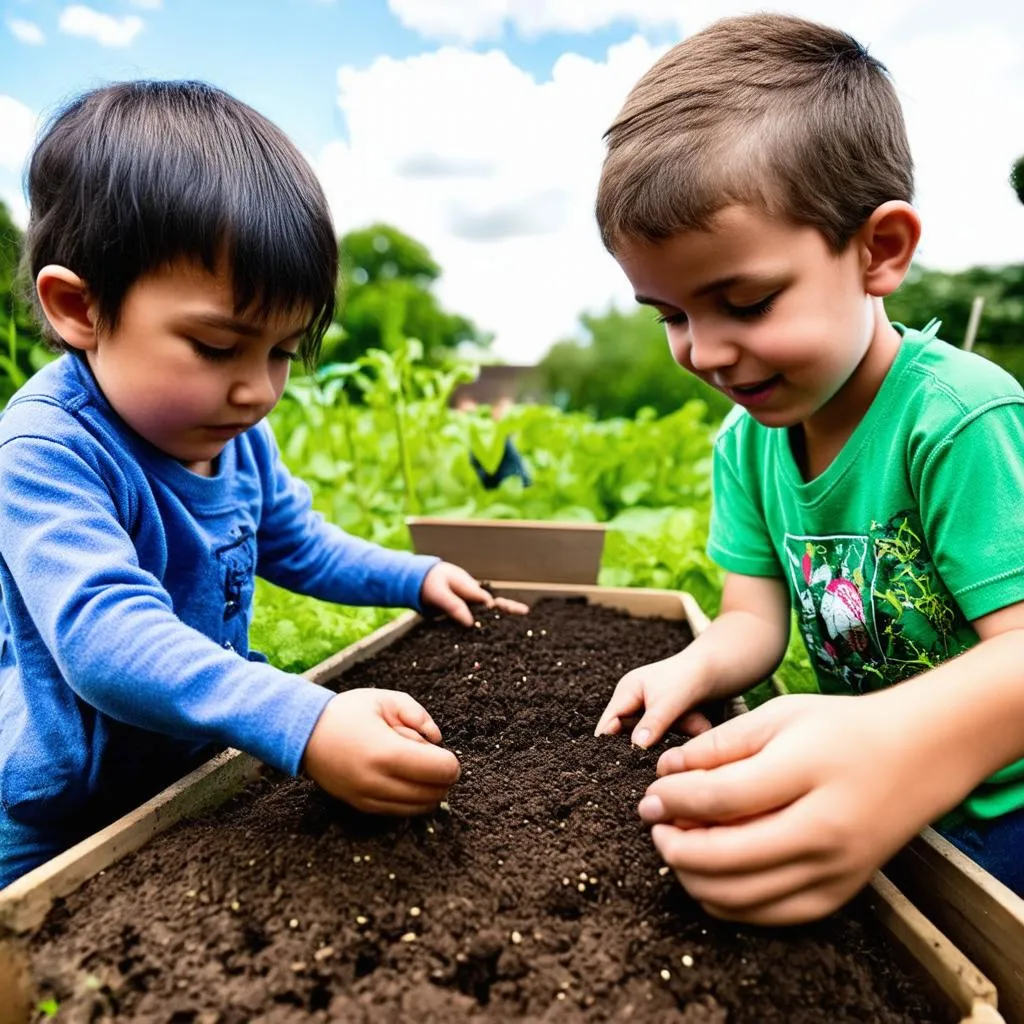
[939,808,1024,897]
[0,354,439,885]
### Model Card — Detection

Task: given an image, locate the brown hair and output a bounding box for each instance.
[596,13,913,254]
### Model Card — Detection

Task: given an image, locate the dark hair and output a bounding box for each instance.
[597,14,914,254]
[23,80,337,366]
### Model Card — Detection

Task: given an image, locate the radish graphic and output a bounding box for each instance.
[820,574,868,652]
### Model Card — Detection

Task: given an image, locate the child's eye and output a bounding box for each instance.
[655,311,688,327]
[190,339,236,362]
[725,294,777,320]
[271,348,301,363]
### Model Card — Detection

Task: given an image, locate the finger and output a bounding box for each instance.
[493,597,529,615]
[631,694,692,749]
[382,692,443,743]
[642,752,807,824]
[593,680,643,737]
[678,711,713,736]
[656,708,781,776]
[393,724,430,743]
[389,734,462,787]
[354,796,446,817]
[432,589,475,627]
[670,856,837,913]
[698,876,861,926]
[354,773,451,807]
[647,801,824,877]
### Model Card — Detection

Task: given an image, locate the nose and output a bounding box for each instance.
[672,319,739,374]
[229,365,280,409]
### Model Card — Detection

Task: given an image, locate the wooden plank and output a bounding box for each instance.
[491,581,687,619]
[407,517,605,585]
[867,871,999,1019]
[886,828,1024,1024]
[0,939,32,1024]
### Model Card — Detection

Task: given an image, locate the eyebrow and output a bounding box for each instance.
[181,312,306,341]
[635,273,782,307]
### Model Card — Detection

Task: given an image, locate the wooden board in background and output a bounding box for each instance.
[407,517,605,585]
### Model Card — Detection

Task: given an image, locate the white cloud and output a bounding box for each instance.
[7,17,45,45]
[0,95,37,173]
[129,0,162,7]
[387,0,930,44]
[317,37,663,362]
[58,5,143,47]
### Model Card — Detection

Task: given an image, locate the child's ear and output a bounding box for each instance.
[35,265,99,352]
[859,201,921,298]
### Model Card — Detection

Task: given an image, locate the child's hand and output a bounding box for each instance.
[636,692,948,925]
[594,653,714,748]
[302,688,460,815]
[420,561,529,626]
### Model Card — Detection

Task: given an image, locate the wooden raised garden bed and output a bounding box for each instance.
[0,575,1015,1022]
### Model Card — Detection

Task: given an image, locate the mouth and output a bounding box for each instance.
[720,374,783,408]
[204,423,256,437]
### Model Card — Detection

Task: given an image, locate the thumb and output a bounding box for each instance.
[381,691,443,744]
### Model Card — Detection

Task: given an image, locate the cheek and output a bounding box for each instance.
[665,328,691,369]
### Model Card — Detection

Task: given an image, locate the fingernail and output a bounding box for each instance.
[632,728,650,749]
[638,795,665,821]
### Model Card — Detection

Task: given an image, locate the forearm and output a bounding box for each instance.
[869,628,1024,816]
[683,607,789,702]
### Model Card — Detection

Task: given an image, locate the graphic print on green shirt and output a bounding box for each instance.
[784,511,969,695]
[707,323,1024,819]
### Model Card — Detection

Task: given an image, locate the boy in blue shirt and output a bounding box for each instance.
[594,14,1024,923]
[0,81,524,887]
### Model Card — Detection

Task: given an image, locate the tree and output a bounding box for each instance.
[534,306,732,422]
[1011,155,1024,205]
[327,224,487,364]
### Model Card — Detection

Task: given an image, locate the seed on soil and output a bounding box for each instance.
[556,993,566,1001]
[578,872,588,880]
[230,900,240,912]
[314,946,334,961]
[660,969,671,981]
[658,867,670,877]
[291,961,307,973]
[681,954,695,967]
[409,907,421,917]
[355,915,368,925]
[562,877,570,886]
[400,932,417,942]
[588,877,597,885]
[577,883,586,892]
[511,931,522,944]
[288,919,299,929]
[527,629,533,636]
[388,873,396,880]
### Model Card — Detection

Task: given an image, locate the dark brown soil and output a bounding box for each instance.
[29,598,948,1023]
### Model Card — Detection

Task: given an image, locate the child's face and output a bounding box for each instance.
[614,205,882,431]
[87,262,308,474]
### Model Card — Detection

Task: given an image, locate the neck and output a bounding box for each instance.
[799,300,903,477]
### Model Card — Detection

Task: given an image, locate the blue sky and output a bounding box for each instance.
[2,0,1022,361]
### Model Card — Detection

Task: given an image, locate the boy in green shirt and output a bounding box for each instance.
[594,13,1024,923]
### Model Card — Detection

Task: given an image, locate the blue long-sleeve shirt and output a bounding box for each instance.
[0,354,438,839]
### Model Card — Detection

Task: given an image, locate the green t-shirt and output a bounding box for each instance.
[707,322,1024,819]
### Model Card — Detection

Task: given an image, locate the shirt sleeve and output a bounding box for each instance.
[706,419,782,577]
[0,434,333,776]
[251,422,439,610]
[917,399,1024,621]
